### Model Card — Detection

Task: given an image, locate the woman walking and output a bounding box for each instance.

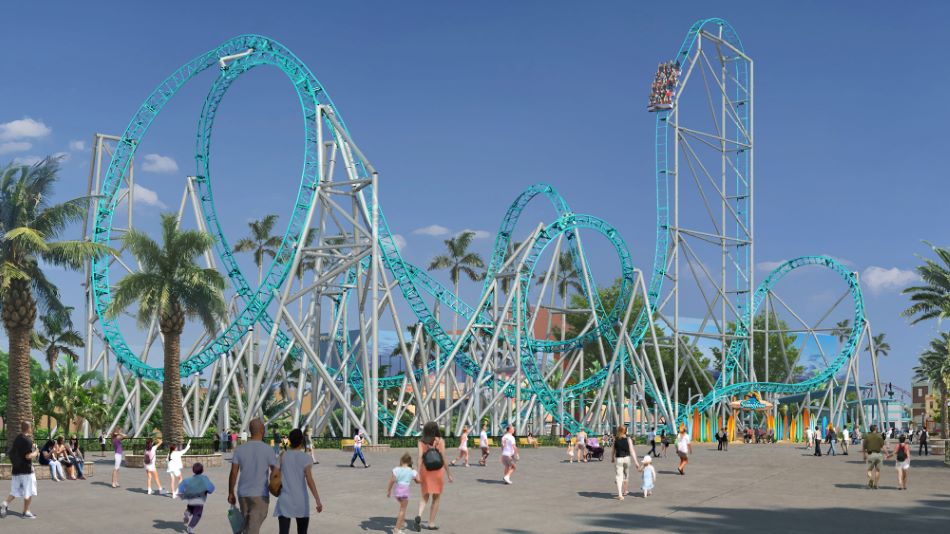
[575,429,588,463]
[143,437,165,495]
[112,430,127,488]
[610,426,640,500]
[167,440,191,499]
[891,434,911,490]
[415,422,453,532]
[676,427,691,475]
[273,429,323,534]
[450,425,470,467]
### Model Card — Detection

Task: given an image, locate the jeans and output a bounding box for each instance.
[614,457,631,496]
[186,504,204,528]
[48,460,66,479]
[72,457,85,478]
[350,448,366,466]
[278,516,310,534]
[649,441,658,456]
[813,440,822,456]
[238,496,270,534]
[826,440,837,456]
[919,442,929,456]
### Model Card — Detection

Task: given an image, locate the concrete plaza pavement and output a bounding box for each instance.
[2,442,948,533]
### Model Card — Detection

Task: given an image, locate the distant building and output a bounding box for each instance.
[911,379,938,431]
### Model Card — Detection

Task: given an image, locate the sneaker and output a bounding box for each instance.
[364,464,370,468]
[23,512,36,519]
[1,503,7,519]
[414,515,421,532]
[503,476,512,485]
[183,510,192,525]
[148,489,153,495]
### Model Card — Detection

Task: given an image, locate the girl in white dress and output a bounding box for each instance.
[143,437,165,495]
[450,426,470,467]
[641,455,655,497]
[166,440,191,499]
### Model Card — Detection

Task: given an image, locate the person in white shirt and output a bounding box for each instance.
[500,426,519,485]
[143,437,165,495]
[350,430,369,468]
[478,425,490,466]
[841,426,850,455]
[167,440,191,499]
[675,428,691,475]
[805,426,815,449]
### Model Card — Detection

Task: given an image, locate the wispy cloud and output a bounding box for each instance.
[116,183,167,209]
[141,153,179,173]
[0,117,51,141]
[13,155,43,166]
[391,234,407,250]
[412,224,450,236]
[459,228,491,239]
[861,266,919,295]
[68,140,85,151]
[0,141,31,154]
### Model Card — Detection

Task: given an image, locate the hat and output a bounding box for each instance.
[192,462,204,475]
[642,455,652,464]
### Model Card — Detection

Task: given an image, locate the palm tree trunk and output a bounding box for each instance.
[6,326,34,435]
[163,332,184,446]
[941,382,949,440]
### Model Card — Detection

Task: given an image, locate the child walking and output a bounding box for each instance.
[640,455,655,498]
[178,462,215,534]
[387,453,419,534]
[450,426,470,467]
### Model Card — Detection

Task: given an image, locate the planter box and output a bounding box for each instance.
[1,462,95,480]
[341,444,390,453]
[122,453,224,469]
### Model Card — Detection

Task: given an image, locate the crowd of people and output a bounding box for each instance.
[1,417,938,531]
[648,61,681,111]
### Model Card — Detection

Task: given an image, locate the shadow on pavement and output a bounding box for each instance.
[578,491,616,500]
[152,519,186,532]
[578,497,950,532]
[358,516,395,532]
[476,478,507,485]
[89,481,113,488]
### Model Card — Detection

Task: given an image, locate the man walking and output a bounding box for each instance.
[825,426,838,456]
[862,424,888,489]
[647,427,658,456]
[1,421,39,519]
[500,425,519,485]
[918,428,929,456]
[812,426,822,456]
[840,426,850,455]
[228,419,278,534]
[478,424,490,466]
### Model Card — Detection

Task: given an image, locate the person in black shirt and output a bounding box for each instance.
[1,421,40,519]
[610,426,640,501]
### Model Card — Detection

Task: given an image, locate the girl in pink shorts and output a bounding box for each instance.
[387,453,419,534]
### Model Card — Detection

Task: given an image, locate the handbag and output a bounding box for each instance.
[268,453,283,497]
[227,505,245,534]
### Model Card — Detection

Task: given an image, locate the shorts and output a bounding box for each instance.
[394,484,410,501]
[866,452,883,470]
[896,460,910,470]
[677,451,688,460]
[114,453,123,470]
[167,469,182,477]
[9,473,37,498]
[502,455,515,468]
[459,445,468,452]
[145,464,157,473]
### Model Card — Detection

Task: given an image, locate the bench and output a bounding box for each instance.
[518,438,539,448]
[340,439,355,450]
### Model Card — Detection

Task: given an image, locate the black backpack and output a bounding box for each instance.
[895,444,907,462]
[422,441,444,471]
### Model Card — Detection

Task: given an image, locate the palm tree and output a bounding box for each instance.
[105,213,227,445]
[234,214,281,286]
[832,319,851,344]
[33,308,83,370]
[49,359,100,434]
[902,243,950,323]
[913,333,950,439]
[428,231,485,334]
[1,158,109,433]
[865,332,890,359]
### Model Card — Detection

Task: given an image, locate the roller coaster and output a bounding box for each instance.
[82,18,889,441]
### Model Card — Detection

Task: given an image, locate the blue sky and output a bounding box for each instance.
[1,0,947,390]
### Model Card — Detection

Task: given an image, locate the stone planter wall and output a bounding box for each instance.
[1,462,95,480]
[122,453,224,469]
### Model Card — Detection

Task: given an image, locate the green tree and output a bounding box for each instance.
[866,332,890,358]
[105,213,227,445]
[428,231,486,334]
[902,243,950,323]
[0,158,109,433]
[49,359,100,435]
[234,214,281,287]
[711,314,803,384]
[913,333,950,439]
[32,308,83,370]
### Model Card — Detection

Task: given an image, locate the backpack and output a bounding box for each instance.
[422,440,444,471]
[896,444,907,462]
[144,449,154,464]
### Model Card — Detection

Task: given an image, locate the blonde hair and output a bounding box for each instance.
[616,425,627,437]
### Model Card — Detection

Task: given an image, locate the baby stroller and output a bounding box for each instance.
[585,438,605,461]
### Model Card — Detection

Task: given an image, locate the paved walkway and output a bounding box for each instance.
[2,443,948,533]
